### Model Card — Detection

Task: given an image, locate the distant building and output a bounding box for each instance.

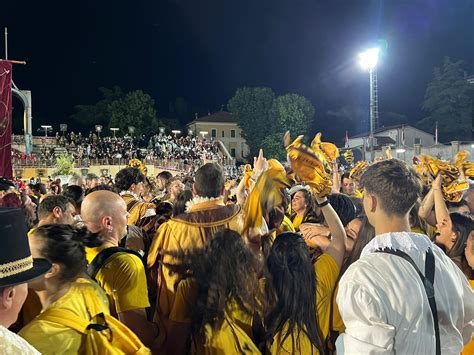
[187,111,250,161]
[348,124,435,150]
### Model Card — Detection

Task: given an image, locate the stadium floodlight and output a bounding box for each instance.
[359,48,380,71]
[41,125,52,138]
[110,127,119,138]
[95,125,103,137]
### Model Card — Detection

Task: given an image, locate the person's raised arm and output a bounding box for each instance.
[418,186,437,227]
[315,195,346,269]
[331,160,341,194]
[433,174,451,229]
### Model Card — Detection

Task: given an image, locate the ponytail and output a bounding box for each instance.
[71,227,103,248]
[33,224,102,283]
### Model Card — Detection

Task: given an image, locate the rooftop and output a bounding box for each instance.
[188,111,236,125]
[349,124,433,139]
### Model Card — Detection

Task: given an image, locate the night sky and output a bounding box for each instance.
[2,0,473,142]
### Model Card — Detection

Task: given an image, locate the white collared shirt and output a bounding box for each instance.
[336,232,474,354]
[0,325,40,354]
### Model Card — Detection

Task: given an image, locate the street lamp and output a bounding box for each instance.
[359,47,380,162]
[199,131,208,139]
[59,124,68,137]
[95,125,103,137]
[171,130,181,138]
[159,127,165,135]
[128,126,135,136]
[41,125,52,138]
[110,127,119,138]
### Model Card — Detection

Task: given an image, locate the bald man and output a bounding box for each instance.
[81,191,158,348]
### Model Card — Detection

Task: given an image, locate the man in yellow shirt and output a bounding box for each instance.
[81,190,158,349]
[147,163,242,352]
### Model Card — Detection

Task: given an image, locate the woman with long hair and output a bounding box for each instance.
[19,224,148,354]
[340,216,376,275]
[437,212,474,279]
[290,188,319,231]
[265,194,346,354]
[161,228,262,354]
[423,175,474,279]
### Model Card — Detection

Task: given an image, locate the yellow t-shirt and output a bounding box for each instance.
[269,253,339,354]
[292,215,304,230]
[331,284,345,333]
[85,244,150,315]
[278,216,296,235]
[19,278,110,354]
[170,279,259,354]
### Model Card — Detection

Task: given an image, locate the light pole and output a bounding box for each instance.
[359,48,380,162]
[110,127,119,138]
[59,124,68,137]
[41,125,52,138]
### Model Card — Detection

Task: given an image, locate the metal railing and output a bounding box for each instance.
[12,157,224,172]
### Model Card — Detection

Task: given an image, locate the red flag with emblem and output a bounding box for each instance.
[0,61,12,179]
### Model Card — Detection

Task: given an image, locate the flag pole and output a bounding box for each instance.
[4,27,7,60]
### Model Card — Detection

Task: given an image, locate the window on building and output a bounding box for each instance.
[211,129,217,138]
[222,130,225,138]
[414,137,421,145]
[231,129,236,138]
[230,148,236,157]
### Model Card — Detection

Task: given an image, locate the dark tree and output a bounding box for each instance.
[417,57,473,142]
[227,87,276,159]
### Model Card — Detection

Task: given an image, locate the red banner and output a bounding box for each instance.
[0,61,12,179]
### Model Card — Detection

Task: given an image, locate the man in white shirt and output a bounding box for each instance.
[336,159,474,354]
[0,208,52,354]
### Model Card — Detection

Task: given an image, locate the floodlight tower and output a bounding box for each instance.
[359,48,380,162]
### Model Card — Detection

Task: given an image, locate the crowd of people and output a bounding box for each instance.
[12,131,225,171]
[1,132,474,354]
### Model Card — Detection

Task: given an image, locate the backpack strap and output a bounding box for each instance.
[87,247,143,281]
[36,308,90,334]
[126,198,140,213]
[375,248,439,355]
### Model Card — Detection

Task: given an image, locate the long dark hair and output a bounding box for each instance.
[164,229,261,334]
[264,232,324,353]
[340,216,376,276]
[448,212,474,279]
[33,224,102,283]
